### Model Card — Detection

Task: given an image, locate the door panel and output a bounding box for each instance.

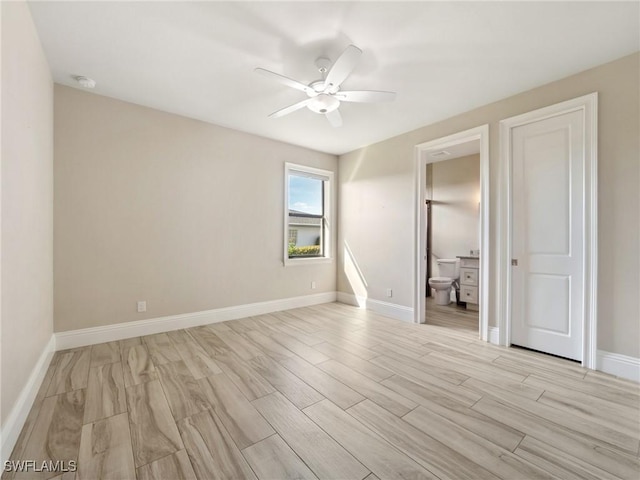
[526,274,570,333]
[523,128,571,255]
[511,110,584,361]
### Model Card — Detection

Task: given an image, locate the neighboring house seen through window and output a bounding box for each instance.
[284,163,333,265]
[288,228,298,246]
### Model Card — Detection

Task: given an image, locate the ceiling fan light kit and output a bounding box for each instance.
[308,95,340,114]
[256,44,396,127]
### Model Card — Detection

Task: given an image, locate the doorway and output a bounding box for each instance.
[414,125,490,341]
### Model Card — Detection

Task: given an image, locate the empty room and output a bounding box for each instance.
[2,1,639,479]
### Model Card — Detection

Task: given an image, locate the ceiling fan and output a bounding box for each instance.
[255,45,396,127]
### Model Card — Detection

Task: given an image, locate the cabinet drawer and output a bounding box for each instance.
[460,268,478,286]
[460,258,479,268]
[461,285,478,304]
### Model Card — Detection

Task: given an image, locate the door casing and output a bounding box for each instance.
[499,93,598,368]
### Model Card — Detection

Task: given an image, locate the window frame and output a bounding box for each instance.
[284,163,334,266]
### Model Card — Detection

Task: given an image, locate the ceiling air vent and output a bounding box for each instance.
[429,150,451,158]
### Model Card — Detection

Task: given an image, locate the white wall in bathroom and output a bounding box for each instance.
[430,154,480,277]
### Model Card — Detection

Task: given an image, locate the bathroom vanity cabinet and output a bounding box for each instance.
[458,256,479,311]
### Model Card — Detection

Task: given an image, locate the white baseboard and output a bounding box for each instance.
[56,292,337,350]
[597,350,640,383]
[1,335,56,466]
[366,298,414,323]
[336,291,366,308]
[336,292,414,323]
[488,327,500,345]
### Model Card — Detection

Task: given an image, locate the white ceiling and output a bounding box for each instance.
[28,1,639,155]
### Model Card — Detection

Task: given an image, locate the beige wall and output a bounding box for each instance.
[1,2,54,425]
[54,86,337,332]
[338,52,640,358]
[430,154,480,274]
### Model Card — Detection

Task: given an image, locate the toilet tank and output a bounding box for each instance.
[437,258,460,279]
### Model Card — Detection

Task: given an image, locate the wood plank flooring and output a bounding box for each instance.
[4,302,639,480]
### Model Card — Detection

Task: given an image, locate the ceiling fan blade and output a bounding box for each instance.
[324,45,362,92]
[255,68,315,95]
[269,98,314,118]
[336,90,396,103]
[325,109,342,127]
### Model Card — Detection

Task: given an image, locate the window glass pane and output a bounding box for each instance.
[288,175,322,214]
[288,174,323,258]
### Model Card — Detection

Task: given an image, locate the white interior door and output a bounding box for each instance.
[511,109,584,361]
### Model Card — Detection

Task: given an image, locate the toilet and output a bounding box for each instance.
[429,259,460,305]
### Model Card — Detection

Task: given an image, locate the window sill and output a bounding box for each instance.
[284,256,333,267]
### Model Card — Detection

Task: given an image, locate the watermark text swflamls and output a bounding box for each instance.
[4,460,77,473]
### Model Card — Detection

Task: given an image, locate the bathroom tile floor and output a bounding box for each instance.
[4,302,639,479]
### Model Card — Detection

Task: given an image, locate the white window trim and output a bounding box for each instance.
[284,163,334,266]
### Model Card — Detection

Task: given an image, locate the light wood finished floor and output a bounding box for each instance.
[4,303,640,480]
[425,296,479,334]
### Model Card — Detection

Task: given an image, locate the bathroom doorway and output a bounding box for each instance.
[425,152,480,330]
[414,125,490,341]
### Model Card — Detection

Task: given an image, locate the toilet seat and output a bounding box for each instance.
[429,277,452,284]
[428,276,454,306]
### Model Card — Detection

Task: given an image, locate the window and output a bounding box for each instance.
[284,163,333,265]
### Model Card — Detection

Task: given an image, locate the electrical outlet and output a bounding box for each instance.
[137,301,146,313]
[386,288,393,298]
[311,281,316,289]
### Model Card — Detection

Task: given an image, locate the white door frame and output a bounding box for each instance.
[414,125,490,340]
[498,93,598,368]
